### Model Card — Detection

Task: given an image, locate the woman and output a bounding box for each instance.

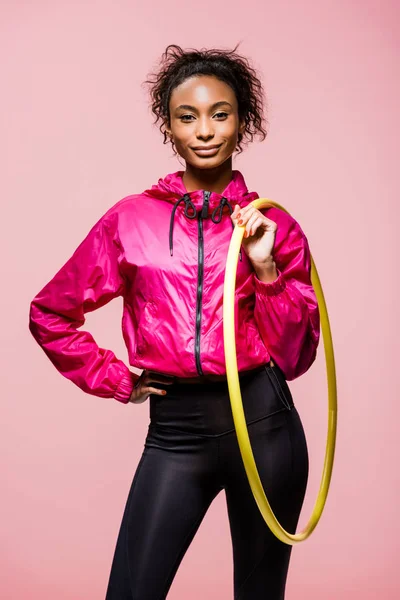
[29,44,320,599]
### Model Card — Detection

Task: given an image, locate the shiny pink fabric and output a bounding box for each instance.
[29,170,320,403]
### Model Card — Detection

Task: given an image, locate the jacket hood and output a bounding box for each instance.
[143,170,259,257]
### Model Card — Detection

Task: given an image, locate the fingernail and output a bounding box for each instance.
[238,219,243,225]
[162,390,167,395]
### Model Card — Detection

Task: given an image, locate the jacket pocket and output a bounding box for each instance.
[136,300,158,356]
[265,364,294,411]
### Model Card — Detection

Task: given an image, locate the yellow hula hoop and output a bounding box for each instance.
[223,198,337,545]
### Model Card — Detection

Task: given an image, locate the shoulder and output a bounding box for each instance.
[96,193,151,229]
[261,203,308,243]
[102,193,143,219]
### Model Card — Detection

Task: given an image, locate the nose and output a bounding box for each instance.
[196,116,214,141]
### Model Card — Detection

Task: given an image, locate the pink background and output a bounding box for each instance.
[2,1,399,598]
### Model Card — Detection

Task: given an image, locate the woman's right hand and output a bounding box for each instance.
[129,369,175,404]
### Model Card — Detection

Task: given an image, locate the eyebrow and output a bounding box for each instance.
[175,101,233,112]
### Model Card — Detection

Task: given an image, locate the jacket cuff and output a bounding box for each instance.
[114,371,139,403]
[253,268,287,296]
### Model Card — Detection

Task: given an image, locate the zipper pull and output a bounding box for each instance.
[201,191,211,219]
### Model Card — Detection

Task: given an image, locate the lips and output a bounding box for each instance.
[191,144,222,156]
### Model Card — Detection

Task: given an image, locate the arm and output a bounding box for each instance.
[252,214,320,380]
[29,211,138,403]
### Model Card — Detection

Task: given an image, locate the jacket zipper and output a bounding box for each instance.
[195,190,211,375]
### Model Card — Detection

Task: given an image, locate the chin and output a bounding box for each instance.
[184,154,232,170]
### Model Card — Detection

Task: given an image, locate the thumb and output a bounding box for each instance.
[231,204,240,225]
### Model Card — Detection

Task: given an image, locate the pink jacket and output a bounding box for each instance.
[29,170,320,404]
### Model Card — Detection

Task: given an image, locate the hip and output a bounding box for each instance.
[147,362,295,437]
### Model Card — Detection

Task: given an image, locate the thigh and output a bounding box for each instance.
[105,425,222,600]
[222,408,309,600]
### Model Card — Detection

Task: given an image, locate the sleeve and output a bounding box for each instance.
[28,211,139,403]
[252,212,320,380]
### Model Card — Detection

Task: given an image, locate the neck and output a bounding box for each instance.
[182,157,233,194]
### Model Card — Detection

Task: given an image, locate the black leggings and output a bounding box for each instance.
[105,363,309,599]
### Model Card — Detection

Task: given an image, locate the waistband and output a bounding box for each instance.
[163,360,275,385]
[147,361,292,436]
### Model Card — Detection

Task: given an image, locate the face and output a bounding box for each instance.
[166,75,245,169]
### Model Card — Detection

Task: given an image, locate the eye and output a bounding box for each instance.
[179,114,195,122]
[214,112,228,119]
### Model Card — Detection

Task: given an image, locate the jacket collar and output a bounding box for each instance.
[143,170,259,257]
[144,169,258,210]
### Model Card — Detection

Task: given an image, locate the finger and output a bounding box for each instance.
[237,206,258,226]
[146,386,168,396]
[244,214,262,237]
[237,204,257,217]
[249,216,265,237]
[245,212,260,233]
[231,205,241,225]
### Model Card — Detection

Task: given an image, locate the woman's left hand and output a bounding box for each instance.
[231,204,277,265]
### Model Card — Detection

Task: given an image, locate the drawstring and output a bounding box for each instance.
[169,194,197,256]
[169,194,242,261]
[211,196,231,223]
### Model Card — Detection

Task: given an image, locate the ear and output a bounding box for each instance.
[164,120,172,138]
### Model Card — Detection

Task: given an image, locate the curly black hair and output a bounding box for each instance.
[143,43,268,155]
